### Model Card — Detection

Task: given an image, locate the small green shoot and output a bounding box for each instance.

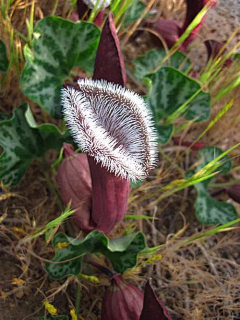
[22,203,75,243]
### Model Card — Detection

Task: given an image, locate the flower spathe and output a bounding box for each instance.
[82,0,111,10]
[62,79,158,181]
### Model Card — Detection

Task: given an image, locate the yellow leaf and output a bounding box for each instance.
[56,242,68,249]
[11,278,25,286]
[81,274,100,283]
[44,301,58,316]
[70,309,78,320]
[1,291,7,300]
[12,227,26,234]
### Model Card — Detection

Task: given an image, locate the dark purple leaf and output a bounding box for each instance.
[93,13,126,86]
[140,280,172,320]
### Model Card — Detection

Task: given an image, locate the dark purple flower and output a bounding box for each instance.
[57,144,95,230]
[204,39,233,67]
[140,280,172,320]
[150,0,217,51]
[101,274,144,320]
[61,14,157,233]
[226,184,240,204]
[76,0,111,27]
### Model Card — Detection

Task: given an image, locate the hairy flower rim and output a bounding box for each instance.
[62,79,158,181]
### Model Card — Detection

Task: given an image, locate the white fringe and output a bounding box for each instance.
[62,78,158,181]
[82,0,111,10]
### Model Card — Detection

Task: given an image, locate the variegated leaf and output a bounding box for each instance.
[133,49,191,82]
[0,104,71,186]
[21,17,100,118]
[187,146,237,225]
[45,231,146,279]
[145,66,210,123]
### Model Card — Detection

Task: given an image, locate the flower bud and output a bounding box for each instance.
[153,19,181,49]
[101,274,144,320]
[226,184,240,204]
[57,144,95,230]
[140,280,172,320]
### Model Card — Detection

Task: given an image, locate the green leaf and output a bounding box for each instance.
[195,190,237,224]
[0,39,9,73]
[196,146,232,188]
[123,0,147,27]
[20,17,100,118]
[145,67,210,124]
[39,315,69,320]
[157,124,173,145]
[189,146,236,225]
[0,113,11,122]
[130,179,144,188]
[45,231,146,279]
[133,49,191,82]
[0,104,71,186]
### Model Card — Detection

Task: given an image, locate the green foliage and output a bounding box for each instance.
[0,104,71,186]
[45,231,146,279]
[188,146,237,224]
[123,0,149,26]
[145,66,210,123]
[144,66,210,144]
[20,17,100,118]
[157,124,174,145]
[0,39,9,73]
[133,49,191,82]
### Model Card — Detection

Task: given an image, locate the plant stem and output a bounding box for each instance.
[86,259,114,277]
[44,168,75,237]
[75,275,82,316]
[44,171,63,210]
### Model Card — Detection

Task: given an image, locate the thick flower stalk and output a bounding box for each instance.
[149,0,217,51]
[61,14,157,233]
[101,274,144,320]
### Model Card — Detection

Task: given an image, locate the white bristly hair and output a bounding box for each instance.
[62,78,158,181]
[82,0,111,10]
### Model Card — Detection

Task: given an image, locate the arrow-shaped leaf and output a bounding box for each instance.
[0,104,71,186]
[187,146,237,225]
[45,231,146,279]
[145,66,210,124]
[133,49,191,82]
[20,17,100,118]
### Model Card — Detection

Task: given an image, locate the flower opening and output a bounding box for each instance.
[62,78,158,181]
